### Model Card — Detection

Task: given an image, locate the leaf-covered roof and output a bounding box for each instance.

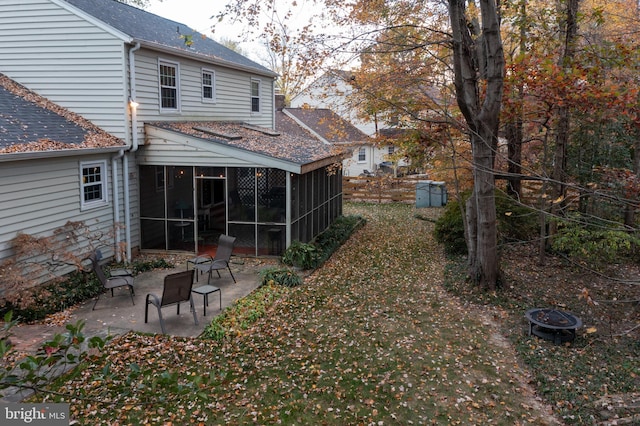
[0,74,124,154]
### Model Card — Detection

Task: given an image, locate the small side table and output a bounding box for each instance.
[192,285,221,316]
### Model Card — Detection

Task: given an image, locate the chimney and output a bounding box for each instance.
[275,94,287,111]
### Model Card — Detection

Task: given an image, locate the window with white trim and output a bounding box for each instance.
[80,161,108,209]
[251,78,261,113]
[358,147,366,162]
[159,60,179,111]
[388,145,395,155]
[202,68,215,103]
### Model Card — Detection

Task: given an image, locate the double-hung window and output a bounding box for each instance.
[80,160,107,209]
[251,78,261,113]
[159,60,179,111]
[358,147,366,162]
[202,68,215,103]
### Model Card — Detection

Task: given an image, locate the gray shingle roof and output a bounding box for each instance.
[0,74,124,153]
[284,108,369,144]
[62,0,275,76]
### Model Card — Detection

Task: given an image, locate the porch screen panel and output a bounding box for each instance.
[228,168,255,222]
[257,168,286,223]
[228,223,255,254]
[139,166,165,218]
[140,219,166,250]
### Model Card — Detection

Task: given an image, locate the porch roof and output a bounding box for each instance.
[145,120,347,174]
[0,73,125,160]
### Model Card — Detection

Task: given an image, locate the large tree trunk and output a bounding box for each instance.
[449,0,504,290]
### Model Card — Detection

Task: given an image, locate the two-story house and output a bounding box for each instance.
[0,0,345,268]
[291,69,405,175]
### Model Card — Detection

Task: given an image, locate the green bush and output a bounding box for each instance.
[552,214,640,266]
[433,198,468,255]
[495,192,538,243]
[433,192,539,255]
[282,241,320,270]
[259,267,303,288]
[282,215,366,270]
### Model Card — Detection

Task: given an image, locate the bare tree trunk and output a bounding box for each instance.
[624,137,640,227]
[449,0,504,290]
[549,0,580,239]
[505,0,526,198]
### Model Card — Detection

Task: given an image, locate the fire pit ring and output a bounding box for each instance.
[525,308,582,345]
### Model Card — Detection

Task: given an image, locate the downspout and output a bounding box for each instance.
[112,149,125,262]
[123,42,141,262]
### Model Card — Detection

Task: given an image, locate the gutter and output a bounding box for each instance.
[111,149,125,262]
[123,42,141,262]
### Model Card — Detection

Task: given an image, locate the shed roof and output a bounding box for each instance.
[0,73,124,156]
[61,0,276,77]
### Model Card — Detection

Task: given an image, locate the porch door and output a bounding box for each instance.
[195,176,226,253]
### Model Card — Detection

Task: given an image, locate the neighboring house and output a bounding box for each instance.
[275,96,373,176]
[0,74,126,275]
[0,0,345,264]
[291,69,405,174]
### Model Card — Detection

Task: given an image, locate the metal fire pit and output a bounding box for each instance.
[525,308,582,345]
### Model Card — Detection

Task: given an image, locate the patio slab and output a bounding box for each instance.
[6,256,275,356]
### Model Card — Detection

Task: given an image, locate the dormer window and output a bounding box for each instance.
[251,78,261,113]
[159,59,180,111]
[202,68,215,103]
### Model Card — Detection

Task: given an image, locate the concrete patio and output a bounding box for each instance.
[7,256,275,354]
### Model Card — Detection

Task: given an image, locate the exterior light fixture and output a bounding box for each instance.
[129,99,139,108]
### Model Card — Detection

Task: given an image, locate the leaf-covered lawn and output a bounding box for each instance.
[40,203,559,425]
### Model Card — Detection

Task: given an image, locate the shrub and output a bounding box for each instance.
[259,267,303,288]
[551,214,640,267]
[282,215,366,270]
[433,197,468,255]
[495,192,538,243]
[282,241,320,270]
[433,192,539,255]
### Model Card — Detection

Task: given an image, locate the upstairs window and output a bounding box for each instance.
[388,145,395,155]
[80,161,107,209]
[159,60,179,111]
[358,147,366,162]
[202,68,215,103]
[251,78,261,113]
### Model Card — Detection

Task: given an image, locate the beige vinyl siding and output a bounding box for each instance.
[0,0,129,139]
[0,155,117,263]
[133,49,275,131]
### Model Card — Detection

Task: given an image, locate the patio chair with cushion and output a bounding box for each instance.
[90,250,135,310]
[194,234,237,284]
[145,269,198,334]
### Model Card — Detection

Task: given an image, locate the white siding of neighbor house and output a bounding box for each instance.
[0,154,117,265]
[132,48,275,142]
[0,0,129,140]
[292,74,378,137]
